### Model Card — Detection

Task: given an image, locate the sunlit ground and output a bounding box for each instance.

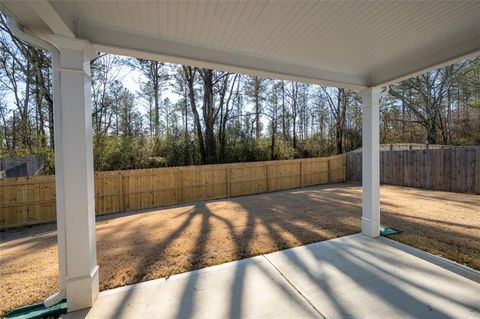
[1,183,479,316]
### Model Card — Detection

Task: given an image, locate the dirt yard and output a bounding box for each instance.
[1,184,479,316]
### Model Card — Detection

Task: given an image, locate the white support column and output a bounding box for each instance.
[360,87,381,237]
[53,36,99,311]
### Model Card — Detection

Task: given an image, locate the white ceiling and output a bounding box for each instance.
[2,0,480,89]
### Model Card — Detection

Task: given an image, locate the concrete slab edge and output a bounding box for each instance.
[377,236,480,284]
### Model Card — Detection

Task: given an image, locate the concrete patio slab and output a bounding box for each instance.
[63,255,321,319]
[266,234,480,319]
[64,234,480,319]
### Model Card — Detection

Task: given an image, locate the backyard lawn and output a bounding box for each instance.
[1,183,479,316]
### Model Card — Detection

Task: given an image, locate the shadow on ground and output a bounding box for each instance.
[1,183,479,316]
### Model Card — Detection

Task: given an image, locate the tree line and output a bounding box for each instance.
[1,14,479,173]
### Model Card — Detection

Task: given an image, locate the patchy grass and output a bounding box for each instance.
[1,183,479,316]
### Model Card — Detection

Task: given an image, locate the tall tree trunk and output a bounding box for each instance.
[292,83,298,150]
[255,77,261,139]
[12,111,17,150]
[202,69,217,163]
[270,119,277,160]
[0,107,10,150]
[182,66,207,163]
[183,83,190,165]
[47,98,54,148]
[153,62,159,137]
[446,86,452,143]
[426,110,438,144]
[35,75,46,147]
[337,89,348,154]
[281,81,288,141]
[21,62,32,149]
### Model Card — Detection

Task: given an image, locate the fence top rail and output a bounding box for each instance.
[0,175,55,184]
[1,155,343,183]
[347,147,480,156]
[349,144,480,153]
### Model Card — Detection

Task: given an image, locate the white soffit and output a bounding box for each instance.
[2,0,480,89]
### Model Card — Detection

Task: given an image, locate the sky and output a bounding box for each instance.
[108,58,180,115]
[1,53,181,117]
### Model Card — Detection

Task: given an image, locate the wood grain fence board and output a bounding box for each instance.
[425,150,431,189]
[467,148,475,193]
[436,149,443,190]
[303,158,329,186]
[415,150,421,188]
[0,176,55,228]
[0,155,346,229]
[465,148,473,193]
[443,149,451,192]
[452,148,458,192]
[346,147,480,195]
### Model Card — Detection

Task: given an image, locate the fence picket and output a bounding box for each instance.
[346,147,480,195]
[0,155,345,229]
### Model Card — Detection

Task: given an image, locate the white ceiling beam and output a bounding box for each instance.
[27,0,75,38]
[79,22,367,90]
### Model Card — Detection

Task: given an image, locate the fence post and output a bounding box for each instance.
[151,172,155,206]
[177,168,183,202]
[327,158,331,183]
[226,165,231,197]
[17,179,28,225]
[266,163,270,192]
[300,161,304,187]
[118,173,124,212]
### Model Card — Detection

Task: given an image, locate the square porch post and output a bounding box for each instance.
[360,87,381,237]
[53,36,99,311]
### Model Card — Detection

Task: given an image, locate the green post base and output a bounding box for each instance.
[5,299,67,319]
[380,227,401,236]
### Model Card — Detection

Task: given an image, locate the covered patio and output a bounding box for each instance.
[1,1,479,318]
[64,234,480,319]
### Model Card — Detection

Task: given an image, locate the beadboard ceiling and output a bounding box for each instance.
[2,0,480,89]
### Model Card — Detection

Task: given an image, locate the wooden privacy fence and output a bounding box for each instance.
[0,155,345,229]
[346,147,480,194]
